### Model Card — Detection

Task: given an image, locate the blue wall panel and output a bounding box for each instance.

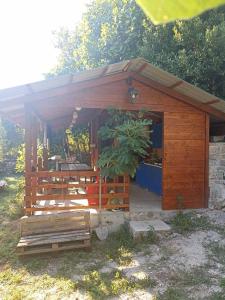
[135,163,162,196]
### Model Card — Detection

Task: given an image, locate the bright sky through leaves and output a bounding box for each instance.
[0,0,88,89]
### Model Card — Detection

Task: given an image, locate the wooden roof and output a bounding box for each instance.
[0,57,225,127]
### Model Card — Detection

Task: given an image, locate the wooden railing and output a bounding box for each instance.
[24,170,129,213]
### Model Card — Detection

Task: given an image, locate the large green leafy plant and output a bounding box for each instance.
[97,109,152,178]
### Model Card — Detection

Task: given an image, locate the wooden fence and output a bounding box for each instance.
[24,170,129,213]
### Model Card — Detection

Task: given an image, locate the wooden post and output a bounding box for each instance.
[31,116,38,172]
[204,113,210,208]
[24,105,32,213]
[31,112,38,207]
[90,119,99,169]
[124,175,130,211]
[43,123,48,170]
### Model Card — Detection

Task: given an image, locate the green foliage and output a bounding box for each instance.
[172,267,212,286]
[0,118,24,175]
[49,129,66,158]
[0,176,24,222]
[141,7,225,98]
[0,119,24,160]
[146,225,159,243]
[49,125,90,164]
[136,0,225,24]
[170,211,210,234]
[47,0,146,77]
[0,118,6,162]
[97,109,151,177]
[158,287,189,300]
[66,125,90,164]
[208,241,225,265]
[15,144,25,173]
[48,1,225,100]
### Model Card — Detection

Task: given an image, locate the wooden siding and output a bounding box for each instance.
[163,112,209,210]
[33,80,203,123]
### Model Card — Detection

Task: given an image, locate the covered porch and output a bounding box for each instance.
[24,105,162,215]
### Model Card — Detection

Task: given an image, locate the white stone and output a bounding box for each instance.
[129,220,171,240]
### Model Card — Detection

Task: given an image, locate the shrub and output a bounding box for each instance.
[170,211,210,234]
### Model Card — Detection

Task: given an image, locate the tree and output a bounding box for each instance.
[0,118,24,163]
[48,0,225,99]
[0,118,6,162]
[141,7,225,97]
[47,0,146,77]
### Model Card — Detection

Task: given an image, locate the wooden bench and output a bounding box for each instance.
[16,211,91,256]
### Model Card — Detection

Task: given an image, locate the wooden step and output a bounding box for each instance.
[17,238,91,256]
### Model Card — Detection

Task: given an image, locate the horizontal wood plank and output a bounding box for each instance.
[25,192,127,201]
[17,240,91,256]
[25,204,129,212]
[18,231,90,247]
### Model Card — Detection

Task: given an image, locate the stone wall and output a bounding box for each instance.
[209,143,225,209]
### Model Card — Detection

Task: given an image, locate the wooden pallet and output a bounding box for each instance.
[17,211,91,256]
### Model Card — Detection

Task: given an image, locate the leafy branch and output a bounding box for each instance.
[97,109,152,178]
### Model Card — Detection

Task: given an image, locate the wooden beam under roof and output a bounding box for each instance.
[0,72,132,109]
[136,62,148,73]
[169,80,183,89]
[203,99,220,105]
[131,72,225,121]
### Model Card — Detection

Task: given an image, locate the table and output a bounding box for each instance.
[60,163,92,171]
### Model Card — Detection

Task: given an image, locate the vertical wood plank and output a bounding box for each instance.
[204,113,209,208]
[24,105,32,211]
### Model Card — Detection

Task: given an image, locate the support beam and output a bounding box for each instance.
[0,72,133,109]
[24,105,32,212]
[43,123,49,170]
[204,113,209,208]
[203,99,220,105]
[136,63,148,73]
[169,80,183,89]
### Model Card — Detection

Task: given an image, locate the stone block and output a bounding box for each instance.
[129,220,171,240]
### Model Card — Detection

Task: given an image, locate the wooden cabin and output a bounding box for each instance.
[1,57,225,214]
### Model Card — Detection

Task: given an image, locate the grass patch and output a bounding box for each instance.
[0,176,24,221]
[170,267,212,287]
[157,267,211,300]
[78,270,155,299]
[209,278,225,300]
[0,223,20,264]
[95,224,136,266]
[208,241,225,265]
[158,287,189,300]
[0,267,76,299]
[208,293,225,300]
[170,211,211,234]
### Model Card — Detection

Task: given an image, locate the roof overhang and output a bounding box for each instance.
[1,57,225,127]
